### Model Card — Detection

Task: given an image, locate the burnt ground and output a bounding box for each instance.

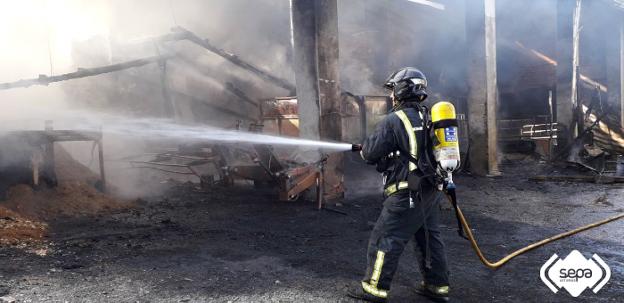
[0,154,623,302]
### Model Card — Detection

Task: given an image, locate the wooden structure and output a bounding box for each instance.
[3,128,106,191]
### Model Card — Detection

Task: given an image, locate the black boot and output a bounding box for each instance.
[414,281,449,302]
[346,282,387,303]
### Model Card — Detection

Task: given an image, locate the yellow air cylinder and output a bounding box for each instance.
[431,101,460,174]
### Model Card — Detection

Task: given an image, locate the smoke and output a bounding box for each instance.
[338,0,468,100]
[0,0,622,197]
[0,0,297,198]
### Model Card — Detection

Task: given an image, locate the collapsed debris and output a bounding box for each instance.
[0,206,46,245]
[529,174,624,184]
[0,138,128,245]
[2,182,126,221]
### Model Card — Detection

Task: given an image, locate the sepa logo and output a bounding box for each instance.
[540,250,611,297]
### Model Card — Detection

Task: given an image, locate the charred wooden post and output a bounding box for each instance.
[555,0,580,153]
[317,0,344,201]
[291,0,344,201]
[607,12,623,129]
[466,0,499,176]
[158,59,177,119]
[571,0,583,137]
[42,120,58,187]
[291,0,321,142]
[97,134,106,193]
[621,21,624,129]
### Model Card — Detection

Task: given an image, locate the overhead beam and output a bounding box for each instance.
[0,55,171,90]
[157,27,296,93]
[0,27,296,95]
[173,53,260,112]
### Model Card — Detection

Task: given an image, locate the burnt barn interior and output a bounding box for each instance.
[0,1,623,302]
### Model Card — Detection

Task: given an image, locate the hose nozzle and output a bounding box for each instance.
[351,144,362,152]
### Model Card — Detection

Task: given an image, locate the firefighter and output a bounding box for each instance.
[347,67,450,302]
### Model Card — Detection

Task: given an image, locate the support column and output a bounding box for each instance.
[466,0,499,176]
[621,21,624,129]
[291,0,344,201]
[291,0,320,141]
[607,15,623,126]
[317,0,342,142]
[317,0,344,200]
[555,0,579,149]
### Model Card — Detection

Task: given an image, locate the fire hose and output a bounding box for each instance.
[428,101,624,269]
[445,188,624,269]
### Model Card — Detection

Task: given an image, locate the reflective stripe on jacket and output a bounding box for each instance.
[360,105,428,189]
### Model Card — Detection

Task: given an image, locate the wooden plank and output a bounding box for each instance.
[530,175,624,183]
[0,55,170,90]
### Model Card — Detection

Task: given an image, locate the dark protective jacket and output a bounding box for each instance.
[360,104,435,192]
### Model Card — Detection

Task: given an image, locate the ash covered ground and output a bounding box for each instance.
[0,154,623,302]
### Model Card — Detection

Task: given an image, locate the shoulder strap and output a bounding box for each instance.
[395,110,418,171]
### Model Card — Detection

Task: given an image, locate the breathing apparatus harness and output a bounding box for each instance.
[393,101,468,240]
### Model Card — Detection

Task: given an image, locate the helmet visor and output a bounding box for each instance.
[409,78,427,89]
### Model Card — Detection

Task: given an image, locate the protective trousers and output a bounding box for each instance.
[361,189,449,298]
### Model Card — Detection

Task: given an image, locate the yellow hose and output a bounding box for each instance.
[446,195,624,269]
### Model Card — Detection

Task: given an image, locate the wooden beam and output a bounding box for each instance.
[291,0,321,141]
[0,55,170,90]
[291,0,343,201]
[621,21,624,129]
[466,0,499,176]
[484,0,500,176]
[98,139,106,192]
[556,0,577,150]
[571,0,583,136]
[173,27,296,93]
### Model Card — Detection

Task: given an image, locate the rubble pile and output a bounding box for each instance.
[1,182,126,220]
[0,206,47,245]
[54,145,102,185]
[0,145,129,245]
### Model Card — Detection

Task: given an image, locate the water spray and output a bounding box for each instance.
[0,108,357,152]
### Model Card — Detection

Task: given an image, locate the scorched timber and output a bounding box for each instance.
[0,55,172,90]
[155,27,296,93]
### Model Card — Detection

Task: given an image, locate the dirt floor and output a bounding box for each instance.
[0,154,623,302]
